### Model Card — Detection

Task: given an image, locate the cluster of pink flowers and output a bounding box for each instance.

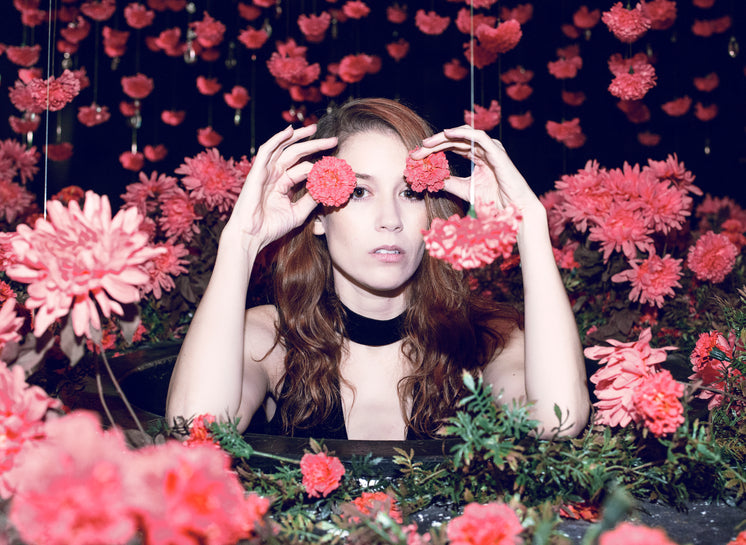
[300,451,346,498]
[607,53,657,101]
[9,69,82,114]
[266,38,321,88]
[423,201,522,271]
[7,410,269,545]
[586,328,678,431]
[306,156,357,207]
[404,150,450,192]
[602,2,651,43]
[7,192,164,339]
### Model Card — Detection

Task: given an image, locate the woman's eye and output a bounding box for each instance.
[351,186,368,199]
[402,188,423,200]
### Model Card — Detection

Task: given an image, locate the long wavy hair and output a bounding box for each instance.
[272,98,521,437]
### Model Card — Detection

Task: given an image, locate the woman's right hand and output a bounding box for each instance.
[224,124,338,254]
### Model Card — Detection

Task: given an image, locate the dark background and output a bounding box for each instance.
[2,0,745,209]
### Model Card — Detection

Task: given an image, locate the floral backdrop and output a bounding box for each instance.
[1,1,746,545]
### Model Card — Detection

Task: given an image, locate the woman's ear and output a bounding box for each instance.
[312,215,326,236]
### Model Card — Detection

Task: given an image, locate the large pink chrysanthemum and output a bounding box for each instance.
[631,370,685,437]
[176,148,243,215]
[554,160,613,232]
[644,154,701,196]
[121,170,179,216]
[588,201,654,261]
[686,231,739,284]
[423,201,522,271]
[586,328,675,428]
[602,2,651,43]
[306,156,357,207]
[447,502,523,545]
[404,150,450,192]
[141,241,189,300]
[158,187,202,243]
[611,253,682,308]
[6,192,163,338]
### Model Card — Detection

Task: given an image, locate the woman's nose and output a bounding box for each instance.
[375,195,403,232]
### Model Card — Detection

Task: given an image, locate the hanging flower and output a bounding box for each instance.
[562,24,581,39]
[9,113,41,134]
[102,26,130,57]
[80,0,116,21]
[44,142,73,161]
[60,17,91,44]
[124,2,155,29]
[446,502,523,545]
[602,2,651,43]
[0,138,39,184]
[5,44,41,67]
[661,96,692,117]
[161,109,186,126]
[196,75,222,96]
[338,54,379,83]
[415,10,450,35]
[144,144,168,162]
[692,0,716,6]
[306,156,357,207]
[0,180,35,223]
[387,4,407,24]
[120,151,145,171]
[686,231,738,283]
[443,58,468,81]
[267,39,320,87]
[10,70,81,114]
[191,11,226,48]
[505,83,532,101]
[476,19,522,53]
[608,61,656,101]
[121,73,154,100]
[423,201,522,271]
[52,185,86,205]
[694,102,718,121]
[611,254,682,308]
[300,452,345,498]
[693,72,719,92]
[464,100,501,131]
[342,0,370,19]
[501,4,533,24]
[223,86,250,110]
[386,38,410,62]
[508,111,533,130]
[548,55,583,79]
[141,240,189,300]
[455,8,496,34]
[154,26,181,53]
[562,90,586,106]
[7,192,162,338]
[404,150,450,192]
[158,187,202,242]
[238,26,269,49]
[463,39,498,69]
[599,522,678,545]
[586,328,675,427]
[546,118,586,148]
[197,127,223,147]
[642,0,677,30]
[77,103,111,127]
[298,12,331,43]
[689,331,741,410]
[320,75,347,97]
[573,6,601,29]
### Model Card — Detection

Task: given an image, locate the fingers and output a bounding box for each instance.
[291,191,319,224]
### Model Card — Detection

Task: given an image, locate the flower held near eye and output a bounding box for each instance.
[307,156,357,207]
[404,150,449,193]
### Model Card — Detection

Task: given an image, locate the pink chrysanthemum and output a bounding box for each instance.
[0,179,35,224]
[447,502,523,545]
[631,370,685,437]
[688,331,741,410]
[588,201,654,261]
[404,150,450,192]
[554,160,613,232]
[158,187,202,243]
[300,452,345,498]
[644,154,701,196]
[586,328,675,428]
[611,253,682,308]
[423,201,522,271]
[608,62,657,100]
[602,2,651,43]
[141,240,189,300]
[0,139,39,184]
[0,298,23,354]
[122,170,179,215]
[176,148,243,215]
[599,522,678,545]
[306,156,357,207]
[686,231,738,284]
[6,192,163,338]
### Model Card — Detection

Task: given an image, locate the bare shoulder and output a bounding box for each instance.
[483,323,526,405]
[243,304,285,378]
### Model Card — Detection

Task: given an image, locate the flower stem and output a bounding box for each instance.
[95,357,117,428]
[98,344,147,435]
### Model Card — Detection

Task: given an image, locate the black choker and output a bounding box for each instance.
[341,303,406,346]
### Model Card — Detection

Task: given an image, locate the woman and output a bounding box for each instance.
[166,98,590,440]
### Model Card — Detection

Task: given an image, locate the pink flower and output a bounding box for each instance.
[548,55,583,79]
[141,240,189,300]
[77,103,110,127]
[686,231,738,283]
[632,370,685,436]
[463,40,498,69]
[10,70,81,114]
[689,331,742,410]
[121,73,154,100]
[238,26,269,49]
[122,170,178,214]
[573,6,601,29]
[476,19,522,53]
[387,4,407,24]
[505,83,532,101]
[661,96,692,117]
[197,126,224,147]
[415,10,450,35]
[298,12,331,43]
[599,522,678,545]
[177,148,242,214]
[320,75,347,97]
[161,109,185,126]
[267,39,320,87]
[611,253,682,308]
[347,491,404,524]
[0,180,35,223]
[546,118,586,148]
[562,90,586,106]
[144,144,168,162]
[464,100,501,131]
[500,4,533,24]
[508,112,533,130]
[642,0,677,30]
[80,0,116,21]
[52,185,86,205]
[455,8,496,34]
[300,452,345,498]
[158,187,202,242]
[693,72,719,92]
[9,113,41,134]
[404,150,450,192]
[224,85,250,109]
[608,62,656,100]
[501,66,534,84]
[338,54,379,83]
[306,156,357,207]
[386,38,410,62]
[124,2,156,28]
[5,45,41,67]
[588,201,654,261]
[423,201,522,271]
[0,138,39,184]
[617,99,651,124]
[182,413,219,447]
[191,11,226,48]
[120,151,145,171]
[444,58,468,81]
[447,502,523,545]
[694,102,718,122]
[586,328,675,427]
[0,298,23,355]
[196,75,222,96]
[44,142,73,161]
[602,2,651,43]
[342,0,370,19]
[7,192,163,338]
[103,26,130,57]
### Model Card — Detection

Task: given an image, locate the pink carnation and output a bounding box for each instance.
[300,452,345,498]
[599,522,678,545]
[298,12,331,43]
[6,192,163,338]
[77,103,111,127]
[423,201,522,271]
[602,2,651,43]
[238,26,269,49]
[121,73,154,100]
[464,100,501,131]
[609,62,657,100]
[631,370,685,436]
[611,253,682,308]
[686,231,738,283]
[191,11,226,48]
[643,0,677,30]
[124,2,156,29]
[688,331,741,410]
[404,150,450,192]
[9,70,81,114]
[415,10,450,35]
[306,156,357,207]
[476,19,522,53]
[342,0,370,19]
[447,502,523,545]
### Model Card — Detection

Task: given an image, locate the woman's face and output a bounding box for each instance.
[313,130,429,314]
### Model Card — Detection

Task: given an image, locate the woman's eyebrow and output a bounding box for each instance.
[354,172,372,180]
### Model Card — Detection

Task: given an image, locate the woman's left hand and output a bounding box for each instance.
[412,125,540,212]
